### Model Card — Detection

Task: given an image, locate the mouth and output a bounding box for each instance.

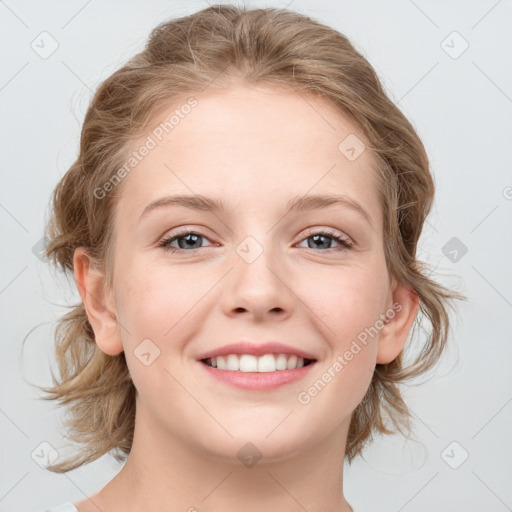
[198,354,317,390]
[201,354,316,372]
[196,341,318,389]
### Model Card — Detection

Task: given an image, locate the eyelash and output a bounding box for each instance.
[158,229,354,254]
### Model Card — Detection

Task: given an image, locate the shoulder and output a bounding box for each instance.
[40,503,78,512]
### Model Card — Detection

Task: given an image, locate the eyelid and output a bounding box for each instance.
[159,226,352,243]
[159,225,215,243]
[301,226,353,244]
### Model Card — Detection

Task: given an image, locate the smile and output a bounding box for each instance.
[199,355,317,390]
[202,353,315,372]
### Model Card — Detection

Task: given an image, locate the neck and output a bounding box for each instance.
[87,403,354,512]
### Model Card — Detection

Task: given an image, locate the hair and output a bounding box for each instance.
[34,3,466,472]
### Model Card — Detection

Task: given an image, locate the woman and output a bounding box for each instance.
[38,4,465,511]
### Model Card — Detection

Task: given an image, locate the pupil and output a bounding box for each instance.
[310,234,330,250]
[179,233,201,249]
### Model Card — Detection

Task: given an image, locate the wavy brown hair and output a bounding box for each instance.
[32,4,466,472]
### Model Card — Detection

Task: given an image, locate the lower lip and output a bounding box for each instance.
[198,360,316,390]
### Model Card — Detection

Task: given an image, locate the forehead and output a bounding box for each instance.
[113,84,382,229]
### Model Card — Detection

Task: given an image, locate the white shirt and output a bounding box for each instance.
[41,503,78,512]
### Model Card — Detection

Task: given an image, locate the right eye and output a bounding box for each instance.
[159,230,214,253]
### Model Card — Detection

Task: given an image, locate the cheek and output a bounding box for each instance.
[113,267,194,397]
[335,276,386,402]
[115,258,198,331]
[314,267,388,343]
[338,352,376,416]
[311,333,377,420]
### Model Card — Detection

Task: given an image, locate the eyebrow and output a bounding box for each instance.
[138,193,374,228]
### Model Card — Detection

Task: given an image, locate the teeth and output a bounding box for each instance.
[276,354,288,370]
[257,354,275,372]
[287,354,297,369]
[227,354,239,370]
[206,353,311,372]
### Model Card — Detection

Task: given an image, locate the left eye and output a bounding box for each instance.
[297,231,353,251]
[159,230,353,253]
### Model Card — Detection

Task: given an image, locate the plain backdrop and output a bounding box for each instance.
[1,1,511,511]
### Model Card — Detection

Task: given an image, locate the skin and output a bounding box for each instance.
[73,83,419,512]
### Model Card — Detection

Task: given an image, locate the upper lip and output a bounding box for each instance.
[197,341,318,361]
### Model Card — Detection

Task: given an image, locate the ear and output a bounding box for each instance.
[73,246,124,356]
[376,279,420,364]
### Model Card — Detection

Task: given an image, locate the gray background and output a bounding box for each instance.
[1,1,511,511]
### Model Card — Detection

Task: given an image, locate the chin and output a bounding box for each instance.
[194,428,315,466]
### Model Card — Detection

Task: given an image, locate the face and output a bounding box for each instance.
[93,84,401,462]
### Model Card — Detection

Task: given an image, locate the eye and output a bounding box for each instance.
[159,229,213,253]
[296,230,353,252]
[159,228,353,254]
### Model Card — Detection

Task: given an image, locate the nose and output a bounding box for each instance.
[221,240,296,322]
